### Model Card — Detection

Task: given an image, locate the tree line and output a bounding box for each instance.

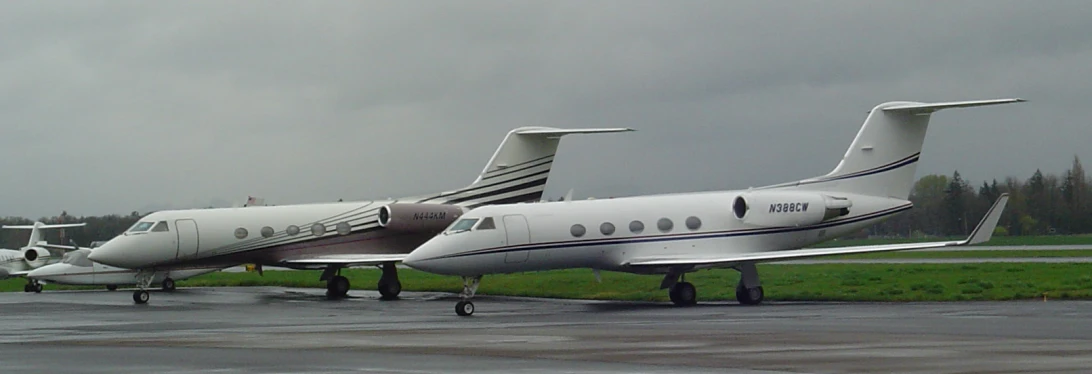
[3,156,1090,249]
[870,156,1091,238]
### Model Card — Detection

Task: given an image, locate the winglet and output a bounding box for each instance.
[961,193,1010,245]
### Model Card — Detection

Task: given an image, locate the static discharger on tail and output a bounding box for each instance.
[86,126,633,304]
[402,98,1025,316]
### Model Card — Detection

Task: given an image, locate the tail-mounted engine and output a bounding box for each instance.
[377,203,466,233]
[21,247,54,269]
[732,191,852,227]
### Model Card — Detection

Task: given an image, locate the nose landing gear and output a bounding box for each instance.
[454,275,482,316]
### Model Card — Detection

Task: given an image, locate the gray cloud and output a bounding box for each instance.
[1,1,1090,218]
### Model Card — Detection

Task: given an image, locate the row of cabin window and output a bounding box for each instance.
[571,216,702,237]
[233,222,354,240]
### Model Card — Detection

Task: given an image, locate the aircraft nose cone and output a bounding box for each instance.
[87,243,128,268]
[27,265,61,280]
[402,243,442,273]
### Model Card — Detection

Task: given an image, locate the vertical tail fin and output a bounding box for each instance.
[771,98,1024,199]
[437,127,633,207]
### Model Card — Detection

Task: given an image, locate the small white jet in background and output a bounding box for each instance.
[0,222,87,292]
[403,98,1022,316]
[27,244,227,292]
[87,126,633,304]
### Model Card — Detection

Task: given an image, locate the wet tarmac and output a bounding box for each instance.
[2,287,1092,373]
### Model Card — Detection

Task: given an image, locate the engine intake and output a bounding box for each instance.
[732,191,852,228]
[378,203,466,232]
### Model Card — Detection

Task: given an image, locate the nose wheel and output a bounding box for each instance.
[133,290,150,304]
[455,300,475,316]
[454,275,482,316]
[132,269,155,304]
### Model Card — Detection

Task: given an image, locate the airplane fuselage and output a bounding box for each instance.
[92,199,437,270]
[404,190,910,276]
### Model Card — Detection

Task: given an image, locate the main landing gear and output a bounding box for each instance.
[377,262,402,300]
[454,275,482,316]
[660,262,765,307]
[321,262,403,300]
[23,279,43,293]
[734,262,764,305]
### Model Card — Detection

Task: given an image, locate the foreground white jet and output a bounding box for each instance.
[0,222,87,292]
[87,126,633,304]
[403,98,1022,316]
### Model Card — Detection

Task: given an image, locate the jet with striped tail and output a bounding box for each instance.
[87,126,633,304]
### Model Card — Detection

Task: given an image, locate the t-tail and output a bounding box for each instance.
[1,222,87,249]
[767,98,1025,199]
[432,127,634,207]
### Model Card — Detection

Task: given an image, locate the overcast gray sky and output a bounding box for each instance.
[1,1,1089,218]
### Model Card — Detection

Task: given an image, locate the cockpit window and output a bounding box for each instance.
[128,221,155,233]
[151,221,169,232]
[447,218,479,233]
[475,217,496,230]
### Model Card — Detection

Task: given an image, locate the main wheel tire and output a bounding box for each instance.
[669,282,697,306]
[326,276,350,299]
[23,284,32,293]
[162,278,176,292]
[107,285,118,291]
[455,300,475,316]
[133,290,150,304]
[34,284,43,293]
[735,283,764,305]
[377,279,402,300]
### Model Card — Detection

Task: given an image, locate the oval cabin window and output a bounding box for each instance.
[685,216,702,230]
[600,222,616,235]
[657,218,674,232]
[629,220,644,234]
[571,224,587,237]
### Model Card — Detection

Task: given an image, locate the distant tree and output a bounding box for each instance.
[942,170,973,236]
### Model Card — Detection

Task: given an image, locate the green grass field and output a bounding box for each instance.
[6,263,1091,302]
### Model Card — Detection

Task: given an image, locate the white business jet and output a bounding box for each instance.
[402,98,1022,316]
[0,221,87,292]
[87,126,633,304]
[27,245,227,291]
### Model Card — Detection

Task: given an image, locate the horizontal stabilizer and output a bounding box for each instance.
[2,223,86,230]
[512,128,634,137]
[882,98,1025,114]
[625,194,1009,267]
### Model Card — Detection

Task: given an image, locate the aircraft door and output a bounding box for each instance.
[502,214,530,263]
[175,219,200,259]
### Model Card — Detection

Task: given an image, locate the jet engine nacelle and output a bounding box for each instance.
[21,247,53,269]
[732,191,852,227]
[377,203,466,232]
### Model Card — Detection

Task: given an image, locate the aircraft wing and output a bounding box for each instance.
[624,194,1008,268]
[279,254,407,267]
